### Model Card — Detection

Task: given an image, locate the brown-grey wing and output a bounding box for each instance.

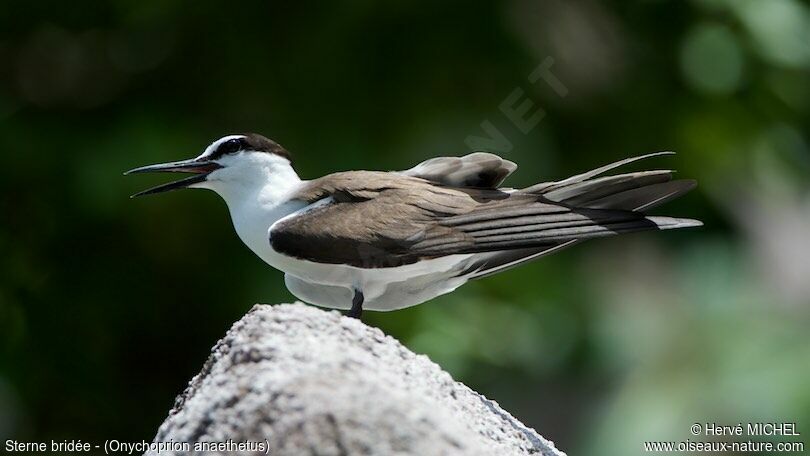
[270,174,698,269]
[269,180,480,268]
[402,152,517,188]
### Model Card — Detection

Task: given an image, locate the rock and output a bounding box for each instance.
[148,303,566,456]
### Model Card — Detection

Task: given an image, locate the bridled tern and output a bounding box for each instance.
[126,133,701,318]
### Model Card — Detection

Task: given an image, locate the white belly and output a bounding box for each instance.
[279,253,474,311]
[228,199,475,311]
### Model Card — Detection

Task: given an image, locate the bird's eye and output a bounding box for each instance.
[220,138,243,155]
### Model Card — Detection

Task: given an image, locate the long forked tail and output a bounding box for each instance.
[465,152,701,279]
[525,152,698,212]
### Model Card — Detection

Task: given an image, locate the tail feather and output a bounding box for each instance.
[527,153,697,213]
[646,215,703,230]
[584,179,697,211]
[524,151,675,193]
[463,152,700,279]
[542,170,673,206]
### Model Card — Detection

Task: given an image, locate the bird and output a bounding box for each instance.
[126,133,701,318]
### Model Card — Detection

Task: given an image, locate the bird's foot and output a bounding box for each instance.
[346,290,364,319]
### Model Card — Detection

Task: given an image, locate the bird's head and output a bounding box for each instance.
[126,133,297,199]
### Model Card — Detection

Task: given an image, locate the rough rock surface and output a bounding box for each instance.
[148,303,566,456]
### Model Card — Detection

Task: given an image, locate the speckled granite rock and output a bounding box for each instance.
[147,303,565,456]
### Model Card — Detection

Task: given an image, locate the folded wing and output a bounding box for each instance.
[270,152,700,270]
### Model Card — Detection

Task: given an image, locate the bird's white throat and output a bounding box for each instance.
[194,152,306,262]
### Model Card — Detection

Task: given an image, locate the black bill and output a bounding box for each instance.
[125,158,222,198]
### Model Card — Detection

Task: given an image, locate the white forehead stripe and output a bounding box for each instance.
[198,134,247,159]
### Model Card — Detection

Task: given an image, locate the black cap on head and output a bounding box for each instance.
[210,133,292,162]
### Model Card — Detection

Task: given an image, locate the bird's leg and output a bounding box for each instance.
[347,289,364,319]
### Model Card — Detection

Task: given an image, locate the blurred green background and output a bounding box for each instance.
[1,0,809,454]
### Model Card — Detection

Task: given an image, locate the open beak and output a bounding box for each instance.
[125,158,222,198]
